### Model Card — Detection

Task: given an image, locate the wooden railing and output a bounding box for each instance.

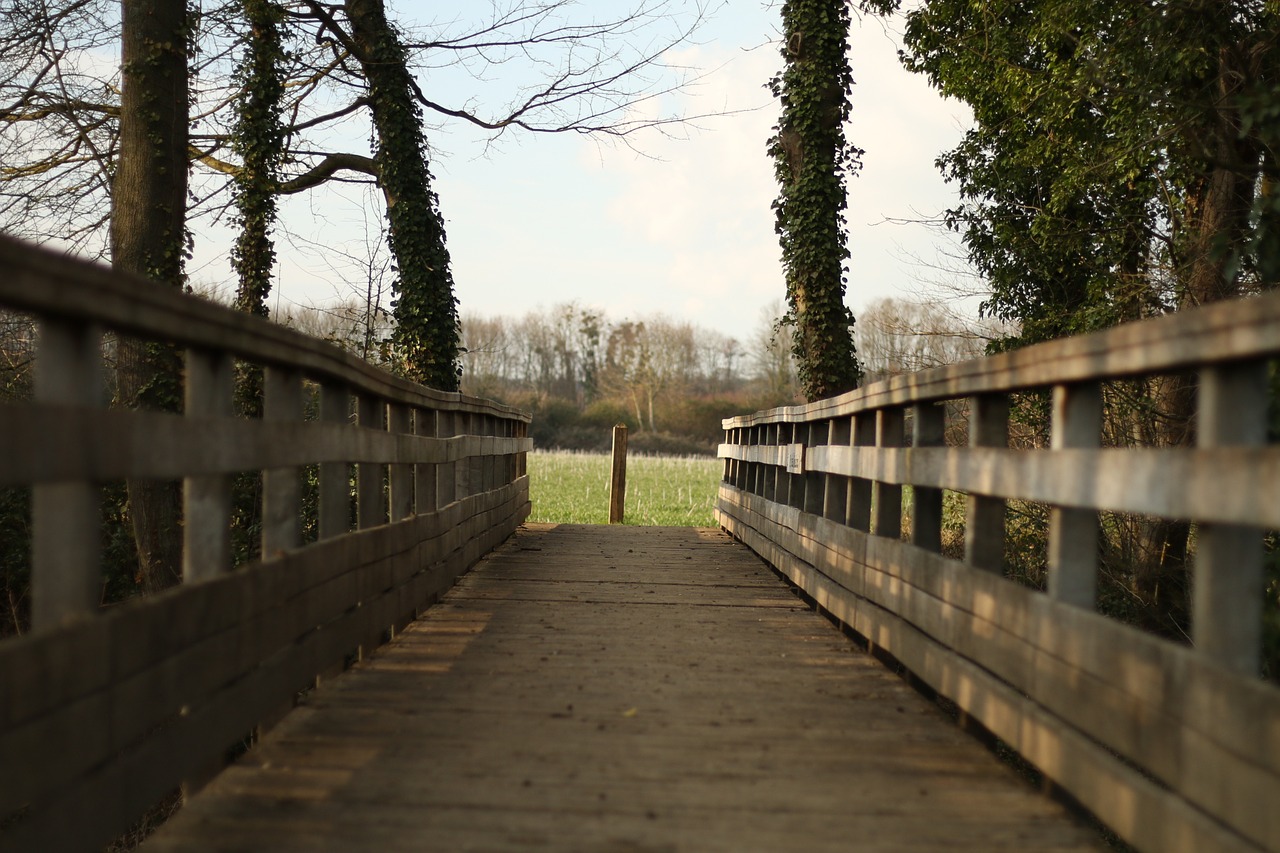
[0,236,531,851]
[718,292,1280,853]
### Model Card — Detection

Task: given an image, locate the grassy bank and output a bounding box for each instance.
[527,451,722,527]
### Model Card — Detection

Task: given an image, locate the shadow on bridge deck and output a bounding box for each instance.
[142,524,1100,852]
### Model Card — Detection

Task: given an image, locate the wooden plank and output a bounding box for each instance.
[0,403,531,486]
[140,525,1101,853]
[801,444,1280,529]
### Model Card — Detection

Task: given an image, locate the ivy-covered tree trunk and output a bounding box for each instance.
[768,0,863,401]
[231,0,285,323]
[110,0,190,593]
[345,0,461,390]
[229,0,287,564]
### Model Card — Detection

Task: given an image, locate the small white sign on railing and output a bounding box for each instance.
[785,442,805,475]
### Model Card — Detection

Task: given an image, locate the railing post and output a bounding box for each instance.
[1047,383,1101,607]
[911,402,945,554]
[1193,361,1268,673]
[32,319,102,630]
[803,421,825,515]
[262,366,303,558]
[356,394,384,529]
[778,423,796,507]
[763,423,779,503]
[388,403,413,521]
[609,423,628,523]
[823,417,851,523]
[183,348,233,582]
[872,408,904,538]
[752,425,766,497]
[964,394,1008,573]
[438,410,458,507]
[515,418,528,481]
[848,414,875,530]
[318,382,350,540]
[455,411,472,500]
[414,407,439,514]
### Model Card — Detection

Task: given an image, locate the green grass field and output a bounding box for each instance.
[527,451,722,527]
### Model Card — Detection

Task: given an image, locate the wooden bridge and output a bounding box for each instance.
[1,235,1278,852]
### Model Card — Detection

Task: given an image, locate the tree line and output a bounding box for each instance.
[462,298,1001,451]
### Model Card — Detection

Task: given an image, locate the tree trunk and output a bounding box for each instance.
[769,0,862,401]
[344,0,460,390]
[110,0,190,593]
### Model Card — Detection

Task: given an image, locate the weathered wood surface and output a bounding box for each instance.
[722,288,1280,426]
[717,487,1279,853]
[143,524,1100,853]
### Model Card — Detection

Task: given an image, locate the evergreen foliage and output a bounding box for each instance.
[899,0,1280,349]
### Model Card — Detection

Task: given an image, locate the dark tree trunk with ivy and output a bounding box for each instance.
[345,0,461,391]
[231,0,285,323]
[229,0,288,564]
[768,0,863,402]
[110,0,190,593]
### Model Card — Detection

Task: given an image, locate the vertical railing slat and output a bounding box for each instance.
[318,382,350,540]
[848,414,875,531]
[872,408,904,539]
[388,403,413,521]
[32,319,103,630]
[183,348,233,582]
[964,394,1008,573]
[803,421,825,515]
[415,407,439,514]
[824,417,851,523]
[1047,382,1102,607]
[1193,361,1268,674]
[262,366,302,558]
[357,394,383,529]
[911,402,945,554]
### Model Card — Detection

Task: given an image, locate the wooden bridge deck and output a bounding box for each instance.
[142,524,1100,852]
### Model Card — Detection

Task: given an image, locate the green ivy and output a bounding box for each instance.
[768,0,866,401]
[347,0,461,391]
[230,0,286,323]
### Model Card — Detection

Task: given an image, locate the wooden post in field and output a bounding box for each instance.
[609,423,628,524]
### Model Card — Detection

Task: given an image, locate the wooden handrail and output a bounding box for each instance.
[717,291,1280,853]
[0,237,532,851]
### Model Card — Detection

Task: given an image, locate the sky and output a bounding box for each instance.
[191,1,975,346]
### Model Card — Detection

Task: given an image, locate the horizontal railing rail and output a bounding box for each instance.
[0,236,531,851]
[717,290,1280,853]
